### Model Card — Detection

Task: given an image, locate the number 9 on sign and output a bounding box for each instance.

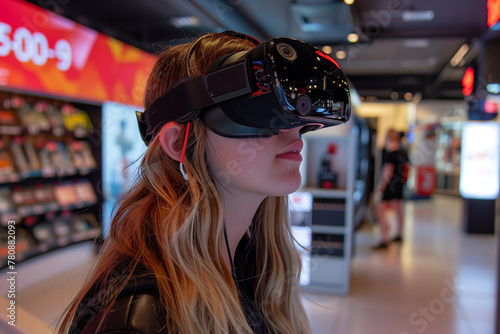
[0,21,72,71]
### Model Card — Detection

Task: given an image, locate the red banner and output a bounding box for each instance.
[0,0,155,106]
[416,165,436,196]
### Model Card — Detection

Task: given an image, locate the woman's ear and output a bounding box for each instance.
[158,122,183,162]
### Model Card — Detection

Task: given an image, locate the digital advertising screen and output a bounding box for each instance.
[459,121,500,200]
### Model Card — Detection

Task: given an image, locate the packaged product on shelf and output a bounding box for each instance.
[44,141,76,176]
[67,141,97,174]
[14,98,41,136]
[318,143,338,189]
[47,211,72,247]
[0,226,36,266]
[45,104,66,137]
[0,187,18,224]
[71,212,100,241]
[61,104,94,138]
[37,141,56,178]
[54,181,80,208]
[34,182,59,213]
[12,185,43,217]
[0,99,23,135]
[10,136,30,178]
[15,227,38,261]
[31,219,58,252]
[23,138,42,176]
[11,136,42,178]
[32,101,52,133]
[0,137,20,183]
[74,180,97,205]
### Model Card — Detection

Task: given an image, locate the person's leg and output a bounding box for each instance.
[391,199,404,240]
[374,200,390,248]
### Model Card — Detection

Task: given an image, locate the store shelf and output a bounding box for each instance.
[311,225,346,234]
[0,92,102,270]
[299,130,357,295]
[300,187,348,199]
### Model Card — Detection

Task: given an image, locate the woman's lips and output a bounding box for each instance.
[276,151,303,161]
[276,141,304,161]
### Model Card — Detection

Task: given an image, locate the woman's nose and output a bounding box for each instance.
[279,126,303,137]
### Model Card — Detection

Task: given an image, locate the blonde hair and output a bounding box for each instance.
[59,32,310,334]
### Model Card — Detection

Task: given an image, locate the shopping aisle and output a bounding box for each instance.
[302,195,497,334]
[0,195,497,334]
[0,241,96,334]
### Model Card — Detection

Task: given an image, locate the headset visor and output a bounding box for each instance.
[202,38,351,137]
[137,35,351,143]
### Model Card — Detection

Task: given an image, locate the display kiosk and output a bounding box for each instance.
[296,122,357,295]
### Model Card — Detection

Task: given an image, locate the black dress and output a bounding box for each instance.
[381,148,409,200]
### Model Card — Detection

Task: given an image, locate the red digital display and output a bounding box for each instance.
[484,100,498,113]
[488,0,500,27]
[0,0,155,106]
[462,67,474,96]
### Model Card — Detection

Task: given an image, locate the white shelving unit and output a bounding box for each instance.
[298,126,357,295]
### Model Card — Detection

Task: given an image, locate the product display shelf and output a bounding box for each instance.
[0,92,103,269]
[299,127,357,295]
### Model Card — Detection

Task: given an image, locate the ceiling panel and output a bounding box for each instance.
[26,0,492,100]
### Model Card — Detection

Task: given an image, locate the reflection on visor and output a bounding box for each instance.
[273,63,348,119]
[244,38,350,126]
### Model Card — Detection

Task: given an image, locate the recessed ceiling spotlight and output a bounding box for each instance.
[344,0,355,5]
[336,50,347,60]
[347,33,358,43]
[322,45,333,54]
[404,92,413,101]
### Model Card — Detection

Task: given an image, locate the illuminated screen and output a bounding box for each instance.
[459,122,500,199]
[102,102,146,236]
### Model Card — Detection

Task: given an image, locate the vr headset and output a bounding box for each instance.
[137,32,351,145]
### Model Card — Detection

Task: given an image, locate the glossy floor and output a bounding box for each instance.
[0,195,497,334]
[302,195,497,334]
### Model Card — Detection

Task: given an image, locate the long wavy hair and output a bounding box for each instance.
[59,32,310,334]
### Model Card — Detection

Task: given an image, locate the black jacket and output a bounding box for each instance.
[69,239,269,333]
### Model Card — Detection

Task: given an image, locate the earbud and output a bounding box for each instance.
[180,162,189,181]
[179,122,191,182]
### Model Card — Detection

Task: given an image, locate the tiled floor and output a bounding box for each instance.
[0,195,497,334]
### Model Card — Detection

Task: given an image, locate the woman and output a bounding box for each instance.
[373,129,409,249]
[59,31,350,333]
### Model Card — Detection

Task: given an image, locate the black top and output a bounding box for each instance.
[381,148,409,200]
[69,237,269,334]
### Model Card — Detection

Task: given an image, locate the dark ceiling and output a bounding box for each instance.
[28,0,492,102]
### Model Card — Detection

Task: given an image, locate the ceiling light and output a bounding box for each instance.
[412,92,423,104]
[347,33,358,43]
[401,10,434,22]
[335,50,346,60]
[450,44,469,67]
[322,45,333,54]
[169,16,201,28]
[344,0,355,5]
